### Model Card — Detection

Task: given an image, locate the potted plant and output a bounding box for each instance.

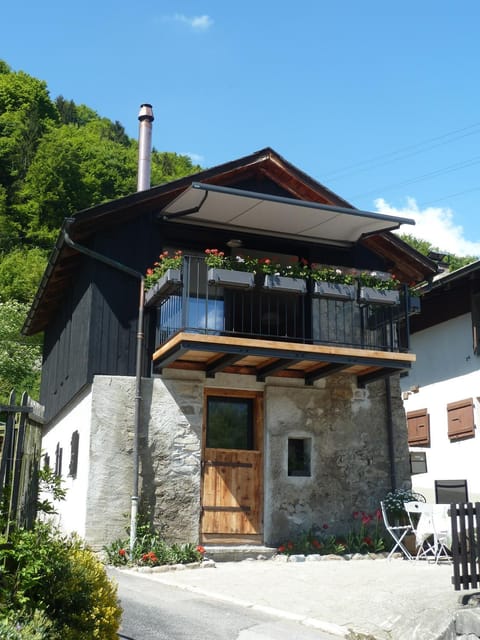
[260,258,308,294]
[381,488,423,556]
[205,249,255,289]
[358,271,401,306]
[144,250,183,306]
[311,265,356,301]
[382,488,420,525]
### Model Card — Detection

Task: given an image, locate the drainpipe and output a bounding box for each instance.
[63,226,144,554]
[385,377,397,491]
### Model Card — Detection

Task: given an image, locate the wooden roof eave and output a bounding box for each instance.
[361,232,438,283]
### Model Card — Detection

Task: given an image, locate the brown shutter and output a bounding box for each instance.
[407,408,430,446]
[447,398,475,441]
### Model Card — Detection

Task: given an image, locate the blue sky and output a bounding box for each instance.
[3,1,480,256]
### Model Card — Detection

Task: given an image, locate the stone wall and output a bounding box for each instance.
[84,372,409,549]
[85,375,203,548]
[140,376,203,543]
[263,374,410,545]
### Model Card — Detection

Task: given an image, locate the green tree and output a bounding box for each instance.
[0,59,202,252]
[400,233,478,273]
[14,120,136,245]
[151,150,200,185]
[0,300,42,402]
[0,247,47,303]
[0,65,57,188]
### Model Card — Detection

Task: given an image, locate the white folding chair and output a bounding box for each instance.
[404,501,451,563]
[380,501,413,560]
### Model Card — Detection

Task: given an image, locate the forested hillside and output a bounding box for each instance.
[0,60,201,402]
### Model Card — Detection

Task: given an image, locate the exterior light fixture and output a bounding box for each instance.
[226,239,243,248]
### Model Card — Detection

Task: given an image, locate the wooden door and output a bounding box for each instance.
[201,390,263,543]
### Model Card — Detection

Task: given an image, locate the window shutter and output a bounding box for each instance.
[447,398,475,441]
[55,443,63,477]
[69,430,79,478]
[407,409,430,446]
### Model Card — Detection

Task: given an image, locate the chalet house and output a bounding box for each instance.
[401,260,480,503]
[23,148,436,549]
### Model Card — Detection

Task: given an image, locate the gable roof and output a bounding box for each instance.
[23,147,437,335]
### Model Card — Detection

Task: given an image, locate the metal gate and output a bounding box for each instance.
[0,390,44,532]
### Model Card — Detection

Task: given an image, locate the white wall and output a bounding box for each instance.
[41,386,92,538]
[401,313,480,502]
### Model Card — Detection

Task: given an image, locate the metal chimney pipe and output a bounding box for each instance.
[137,103,154,191]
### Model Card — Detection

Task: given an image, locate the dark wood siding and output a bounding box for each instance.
[40,264,92,421]
[40,215,159,422]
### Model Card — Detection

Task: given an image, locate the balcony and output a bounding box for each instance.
[150,256,415,386]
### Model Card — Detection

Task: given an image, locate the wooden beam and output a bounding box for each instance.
[305,363,350,386]
[357,367,403,388]
[256,358,295,381]
[205,353,243,377]
[152,342,188,372]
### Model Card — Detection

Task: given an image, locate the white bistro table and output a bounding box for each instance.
[405,502,452,562]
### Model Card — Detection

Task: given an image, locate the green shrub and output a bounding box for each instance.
[0,609,57,639]
[0,523,121,639]
[55,547,122,640]
[103,524,205,567]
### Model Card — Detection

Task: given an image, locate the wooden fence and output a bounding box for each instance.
[0,390,44,533]
[450,502,480,590]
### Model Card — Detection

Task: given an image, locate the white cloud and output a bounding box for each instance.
[182,151,204,164]
[173,13,213,30]
[374,197,480,258]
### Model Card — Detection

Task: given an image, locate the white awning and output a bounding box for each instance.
[160,182,414,246]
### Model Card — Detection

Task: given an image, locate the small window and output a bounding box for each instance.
[206,397,254,450]
[69,430,79,478]
[407,409,430,446]
[43,453,50,470]
[54,442,63,478]
[447,398,475,441]
[288,438,311,477]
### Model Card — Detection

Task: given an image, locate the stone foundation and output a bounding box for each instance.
[82,372,410,549]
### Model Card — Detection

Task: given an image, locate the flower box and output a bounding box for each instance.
[358,286,400,306]
[313,281,356,301]
[263,275,307,294]
[144,269,182,306]
[207,268,255,289]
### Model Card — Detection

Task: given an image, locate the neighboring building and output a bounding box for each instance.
[23,148,435,549]
[401,260,480,503]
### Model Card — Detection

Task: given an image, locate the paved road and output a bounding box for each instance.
[110,557,469,639]
[112,569,339,640]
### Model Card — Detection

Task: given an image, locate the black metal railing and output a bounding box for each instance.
[155,256,410,353]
